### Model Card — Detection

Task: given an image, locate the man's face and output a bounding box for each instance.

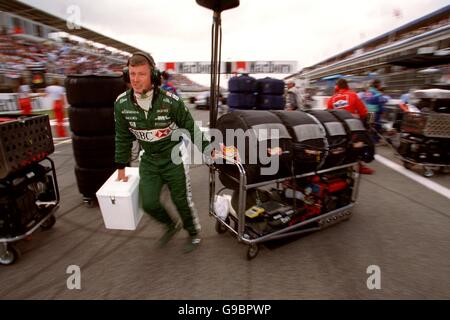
[129,63,152,94]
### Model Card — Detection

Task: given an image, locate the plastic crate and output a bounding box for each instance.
[0,114,54,179]
[401,112,450,138]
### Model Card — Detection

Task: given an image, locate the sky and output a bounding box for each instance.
[19,0,450,86]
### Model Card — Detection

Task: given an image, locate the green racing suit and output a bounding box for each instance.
[114,88,209,236]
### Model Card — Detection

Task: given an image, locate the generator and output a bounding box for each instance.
[0,163,57,238]
[0,114,59,265]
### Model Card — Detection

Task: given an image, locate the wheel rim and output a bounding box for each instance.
[0,250,14,265]
[423,167,434,177]
[424,170,434,177]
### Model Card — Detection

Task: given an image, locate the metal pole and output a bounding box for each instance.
[209,10,221,129]
[209,10,222,213]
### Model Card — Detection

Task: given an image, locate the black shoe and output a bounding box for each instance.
[183,236,201,253]
[158,222,181,247]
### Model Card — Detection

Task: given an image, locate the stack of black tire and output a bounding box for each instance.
[215,109,374,190]
[227,75,285,111]
[227,75,257,110]
[65,74,127,203]
[255,77,285,110]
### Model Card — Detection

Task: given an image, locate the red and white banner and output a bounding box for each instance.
[157,61,297,74]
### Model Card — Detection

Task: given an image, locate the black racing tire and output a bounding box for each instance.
[256,77,285,95]
[74,166,116,199]
[72,134,115,168]
[228,75,257,93]
[65,74,127,108]
[68,106,115,136]
[256,94,285,110]
[227,93,256,109]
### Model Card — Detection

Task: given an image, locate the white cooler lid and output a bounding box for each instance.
[96,167,140,197]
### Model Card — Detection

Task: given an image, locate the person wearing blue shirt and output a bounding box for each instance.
[161,71,179,96]
[360,79,388,142]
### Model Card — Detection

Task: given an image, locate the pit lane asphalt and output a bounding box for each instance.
[1,106,449,299]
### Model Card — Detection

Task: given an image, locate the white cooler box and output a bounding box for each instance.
[96,167,143,230]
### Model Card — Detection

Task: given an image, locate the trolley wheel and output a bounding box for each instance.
[247,244,259,260]
[41,215,56,230]
[423,167,434,178]
[403,161,413,170]
[439,166,450,174]
[215,217,230,234]
[343,210,352,221]
[0,244,19,266]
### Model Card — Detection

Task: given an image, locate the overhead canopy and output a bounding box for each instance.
[386,52,450,68]
[320,74,343,81]
[0,0,144,53]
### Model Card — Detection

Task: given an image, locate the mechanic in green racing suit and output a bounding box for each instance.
[115,52,210,253]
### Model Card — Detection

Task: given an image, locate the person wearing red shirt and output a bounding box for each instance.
[327,78,368,119]
[327,78,374,174]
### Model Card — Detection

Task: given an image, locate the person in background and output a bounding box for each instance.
[17,77,32,115]
[360,79,388,143]
[160,70,179,96]
[45,78,67,138]
[327,78,374,174]
[285,80,299,111]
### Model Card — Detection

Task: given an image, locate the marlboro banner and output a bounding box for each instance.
[157,61,297,74]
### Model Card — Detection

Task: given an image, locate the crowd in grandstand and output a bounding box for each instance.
[0,28,126,80]
[0,27,207,94]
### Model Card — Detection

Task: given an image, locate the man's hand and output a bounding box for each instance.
[211,143,225,160]
[117,168,128,182]
[211,148,219,160]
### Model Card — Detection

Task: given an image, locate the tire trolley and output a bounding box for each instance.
[208,155,361,260]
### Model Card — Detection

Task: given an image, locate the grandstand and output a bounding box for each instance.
[0,0,206,94]
[287,4,450,97]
